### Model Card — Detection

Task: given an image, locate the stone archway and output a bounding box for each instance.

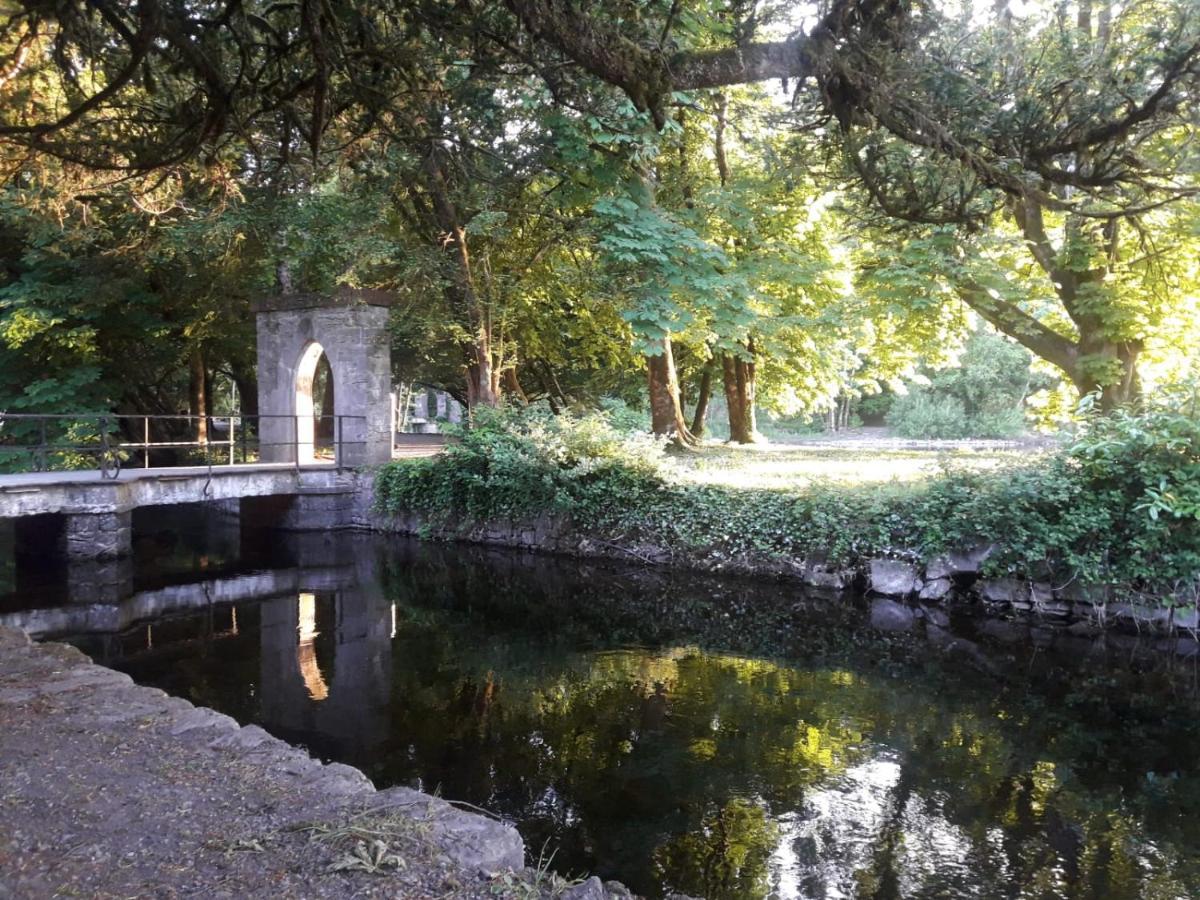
[253,289,394,466]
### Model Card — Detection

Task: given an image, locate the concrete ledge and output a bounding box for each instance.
[0,464,353,519]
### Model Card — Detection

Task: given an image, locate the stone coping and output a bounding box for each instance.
[251,288,395,313]
[0,625,534,898]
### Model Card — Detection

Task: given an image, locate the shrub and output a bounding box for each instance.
[967,407,1026,439]
[374,404,666,525]
[598,397,650,434]
[887,394,969,439]
[887,331,1032,439]
[857,392,894,425]
[375,403,1200,603]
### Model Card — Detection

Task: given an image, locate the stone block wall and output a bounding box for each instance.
[60,511,131,560]
[256,299,393,466]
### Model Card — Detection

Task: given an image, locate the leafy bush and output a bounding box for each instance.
[887,332,1031,439]
[968,407,1027,439]
[887,394,969,439]
[857,393,894,425]
[598,397,650,434]
[375,404,666,525]
[376,403,1200,603]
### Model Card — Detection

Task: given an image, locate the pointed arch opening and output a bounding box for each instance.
[295,341,334,463]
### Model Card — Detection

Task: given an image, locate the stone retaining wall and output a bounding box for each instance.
[347,471,1198,638]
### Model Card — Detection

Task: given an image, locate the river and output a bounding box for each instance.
[3,503,1199,898]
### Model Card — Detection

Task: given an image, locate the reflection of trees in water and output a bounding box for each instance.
[655,798,779,899]
[369,568,1200,900]
[380,541,1200,897]
[101,537,1200,900]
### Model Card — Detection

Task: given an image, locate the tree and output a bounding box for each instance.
[824,0,1200,407]
[503,0,1200,409]
[0,164,264,445]
[3,0,1198,432]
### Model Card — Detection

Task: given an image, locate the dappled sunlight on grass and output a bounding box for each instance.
[668,442,1033,491]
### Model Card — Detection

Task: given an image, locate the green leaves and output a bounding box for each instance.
[376,402,1200,603]
[593,188,742,351]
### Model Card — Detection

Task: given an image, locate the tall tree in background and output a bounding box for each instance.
[2,0,1198,428]
[504,0,1200,409]
[823,0,1200,407]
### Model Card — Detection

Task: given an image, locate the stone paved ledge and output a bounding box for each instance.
[0,626,545,899]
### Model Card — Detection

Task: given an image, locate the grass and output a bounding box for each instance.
[669,441,1035,491]
[298,806,437,874]
[299,804,584,897]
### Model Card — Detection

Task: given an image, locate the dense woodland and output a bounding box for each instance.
[1,0,1197,444]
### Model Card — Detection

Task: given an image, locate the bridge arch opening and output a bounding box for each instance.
[294,341,334,463]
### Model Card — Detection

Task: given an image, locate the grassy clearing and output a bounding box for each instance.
[669,442,1033,491]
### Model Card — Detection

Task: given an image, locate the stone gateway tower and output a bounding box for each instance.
[253,289,393,466]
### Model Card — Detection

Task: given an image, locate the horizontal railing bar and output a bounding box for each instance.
[0,442,368,453]
[0,413,366,421]
[0,411,375,477]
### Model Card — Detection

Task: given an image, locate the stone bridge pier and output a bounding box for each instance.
[60,511,132,560]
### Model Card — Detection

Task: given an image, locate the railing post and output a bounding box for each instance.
[36,418,47,471]
[229,415,235,465]
[241,416,248,464]
[144,415,150,468]
[294,415,300,473]
[99,415,109,475]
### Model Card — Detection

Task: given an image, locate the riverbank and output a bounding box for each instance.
[367,407,1200,636]
[0,625,620,899]
[358,487,1199,638]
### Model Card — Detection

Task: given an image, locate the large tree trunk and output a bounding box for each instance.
[502,366,528,403]
[690,363,714,437]
[188,348,208,443]
[647,336,696,445]
[713,94,761,446]
[464,330,499,407]
[1071,337,1142,411]
[721,342,758,444]
[231,363,258,418]
[422,147,498,407]
[962,198,1144,411]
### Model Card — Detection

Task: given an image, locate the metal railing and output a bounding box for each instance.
[0,413,368,477]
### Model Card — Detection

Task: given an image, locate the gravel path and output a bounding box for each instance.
[0,626,545,899]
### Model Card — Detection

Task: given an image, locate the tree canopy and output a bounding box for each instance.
[1,0,1198,437]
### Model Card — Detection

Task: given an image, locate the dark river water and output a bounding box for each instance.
[3,504,1200,899]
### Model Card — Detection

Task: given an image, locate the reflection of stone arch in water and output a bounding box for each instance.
[256,573,393,758]
[296,592,329,701]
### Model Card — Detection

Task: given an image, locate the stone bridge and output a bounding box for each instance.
[0,464,366,560]
[0,288,454,564]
